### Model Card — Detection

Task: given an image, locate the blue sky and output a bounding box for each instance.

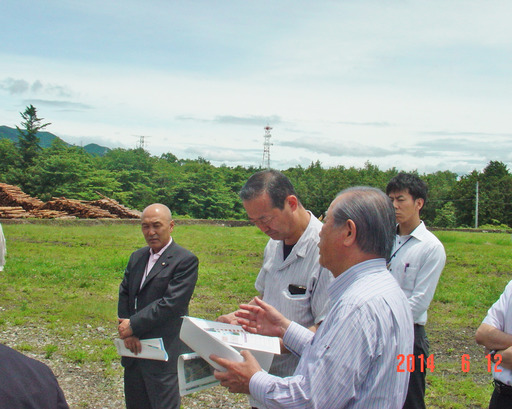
[1,1,511,174]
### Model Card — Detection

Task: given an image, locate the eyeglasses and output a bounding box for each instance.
[249,215,276,227]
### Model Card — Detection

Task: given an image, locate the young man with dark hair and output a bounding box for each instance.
[386,173,446,409]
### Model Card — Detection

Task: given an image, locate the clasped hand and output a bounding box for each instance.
[117,318,141,354]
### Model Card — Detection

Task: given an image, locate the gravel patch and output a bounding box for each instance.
[1,324,248,409]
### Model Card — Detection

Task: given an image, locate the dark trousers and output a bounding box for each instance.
[403,324,429,409]
[489,381,512,409]
[124,361,180,409]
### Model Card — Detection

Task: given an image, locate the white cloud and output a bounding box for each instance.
[1,1,512,174]
[0,78,29,95]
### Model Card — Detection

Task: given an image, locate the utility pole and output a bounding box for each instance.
[475,180,479,228]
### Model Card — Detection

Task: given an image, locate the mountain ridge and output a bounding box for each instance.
[0,125,111,156]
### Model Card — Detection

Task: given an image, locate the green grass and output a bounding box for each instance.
[0,222,267,370]
[426,230,512,408]
[0,222,510,407]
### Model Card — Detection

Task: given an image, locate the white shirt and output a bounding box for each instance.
[249,259,414,409]
[482,280,512,385]
[387,221,446,325]
[254,212,333,378]
[0,223,6,272]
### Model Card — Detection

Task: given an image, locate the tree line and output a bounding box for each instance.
[1,106,511,228]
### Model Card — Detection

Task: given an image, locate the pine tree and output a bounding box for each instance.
[16,104,51,167]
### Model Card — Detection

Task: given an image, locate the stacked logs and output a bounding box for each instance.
[89,193,142,219]
[30,208,75,219]
[41,198,116,219]
[0,183,44,210]
[0,183,140,219]
[0,206,30,219]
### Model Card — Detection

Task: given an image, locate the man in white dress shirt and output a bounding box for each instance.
[212,187,413,409]
[386,173,446,409]
[476,280,512,408]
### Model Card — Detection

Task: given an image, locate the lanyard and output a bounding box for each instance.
[387,236,413,266]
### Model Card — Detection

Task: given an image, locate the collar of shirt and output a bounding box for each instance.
[140,239,173,290]
[398,220,429,242]
[149,238,173,260]
[141,238,173,287]
[328,258,387,301]
[277,211,319,259]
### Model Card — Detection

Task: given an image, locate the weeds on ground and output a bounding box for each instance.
[0,224,509,407]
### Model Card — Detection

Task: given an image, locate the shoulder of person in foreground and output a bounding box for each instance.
[0,343,69,409]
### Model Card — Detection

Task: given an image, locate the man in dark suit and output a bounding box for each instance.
[0,343,69,409]
[118,203,199,409]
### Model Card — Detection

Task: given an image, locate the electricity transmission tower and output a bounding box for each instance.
[135,135,150,150]
[262,125,273,169]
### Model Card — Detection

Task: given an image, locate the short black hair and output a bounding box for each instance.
[239,169,299,210]
[386,172,428,203]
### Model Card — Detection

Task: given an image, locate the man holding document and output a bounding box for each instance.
[117,203,198,409]
[212,187,413,408]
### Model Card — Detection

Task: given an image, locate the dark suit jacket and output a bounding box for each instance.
[118,239,199,373]
[0,343,69,409]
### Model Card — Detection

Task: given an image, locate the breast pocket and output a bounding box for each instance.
[282,287,311,306]
[401,265,418,293]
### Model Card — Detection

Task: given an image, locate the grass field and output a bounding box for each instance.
[0,221,510,408]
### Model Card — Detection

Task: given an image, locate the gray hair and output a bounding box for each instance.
[331,186,395,259]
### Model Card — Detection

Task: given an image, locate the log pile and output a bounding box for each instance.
[41,197,117,219]
[0,206,30,219]
[0,183,141,219]
[0,183,45,210]
[90,193,142,219]
[29,209,75,219]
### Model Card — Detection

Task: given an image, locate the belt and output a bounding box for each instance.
[494,379,512,396]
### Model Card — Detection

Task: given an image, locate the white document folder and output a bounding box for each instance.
[114,337,168,361]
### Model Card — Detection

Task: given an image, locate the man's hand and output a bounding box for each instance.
[124,336,142,354]
[211,350,261,394]
[216,312,239,325]
[235,296,291,338]
[494,346,512,370]
[118,318,134,339]
[217,296,263,325]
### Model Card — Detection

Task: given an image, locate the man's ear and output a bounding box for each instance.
[286,195,299,211]
[415,198,425,212]
[343,219,357,246]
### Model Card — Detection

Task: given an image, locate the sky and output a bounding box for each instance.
[1,1,511,175]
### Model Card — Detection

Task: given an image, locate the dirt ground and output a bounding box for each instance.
[0,323,247,409]
[427,323,492,408]
[2,323,491,408]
